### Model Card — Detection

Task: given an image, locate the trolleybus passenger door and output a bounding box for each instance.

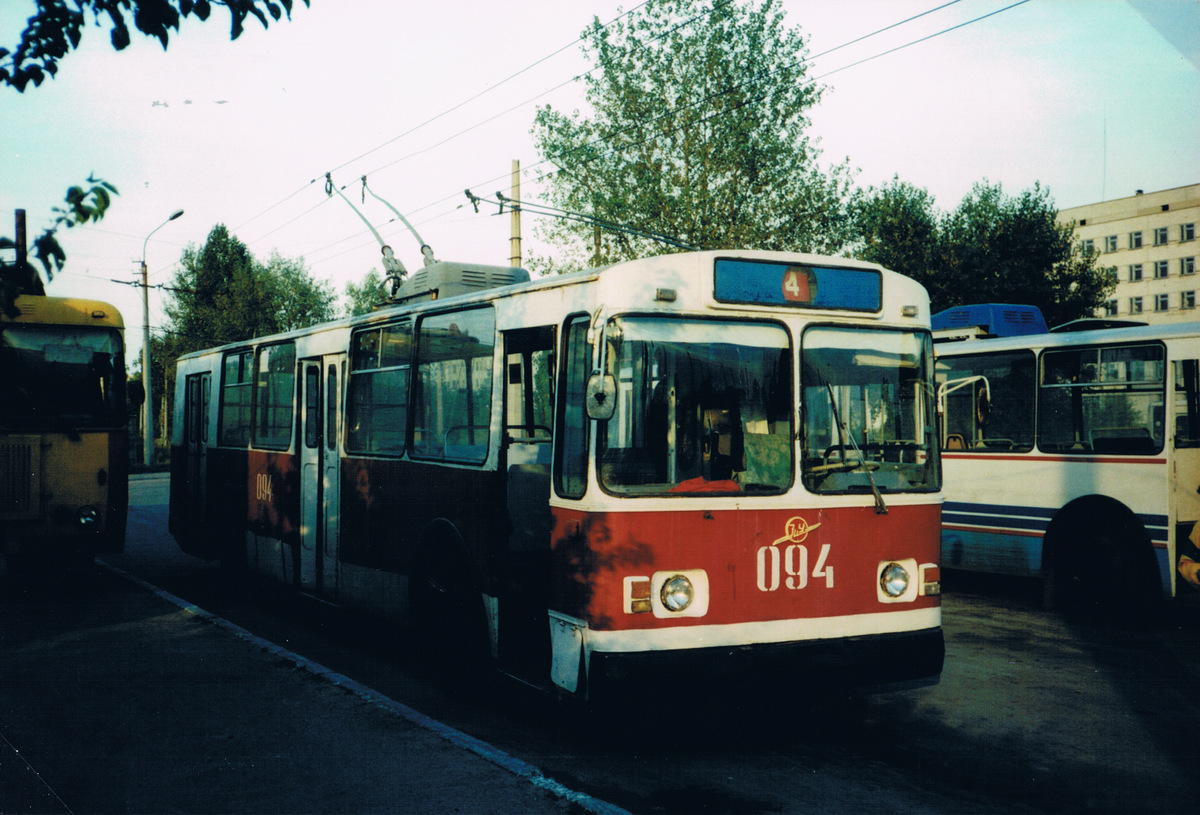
[183,372,210,530]
[1173,352,1200,592]
[321,359,342,596]
[299,355,344,596]
[497,326,556,679]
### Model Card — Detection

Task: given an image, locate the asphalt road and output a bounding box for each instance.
[3,472,1200,814]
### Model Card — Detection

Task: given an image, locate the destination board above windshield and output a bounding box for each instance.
[713,258,882,312]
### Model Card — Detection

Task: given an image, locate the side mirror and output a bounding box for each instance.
[585,373,617,421]
[128,381,146,409]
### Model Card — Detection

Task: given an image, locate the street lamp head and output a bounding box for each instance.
[168,209,184,221]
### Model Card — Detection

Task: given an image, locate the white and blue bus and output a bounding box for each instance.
[934,303,1200,612]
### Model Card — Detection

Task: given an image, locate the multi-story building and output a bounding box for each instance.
[1057,184,1200,325]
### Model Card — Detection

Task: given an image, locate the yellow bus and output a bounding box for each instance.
[1,295,135,568]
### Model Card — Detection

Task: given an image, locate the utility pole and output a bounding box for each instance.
[509,160,522,268]
[140,209,184,467]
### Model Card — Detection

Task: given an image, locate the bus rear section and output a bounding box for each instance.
[1,296,131,567]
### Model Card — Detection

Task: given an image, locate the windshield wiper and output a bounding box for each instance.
[825,383,888,515]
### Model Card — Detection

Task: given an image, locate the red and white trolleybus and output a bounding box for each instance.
[169,250,944,697]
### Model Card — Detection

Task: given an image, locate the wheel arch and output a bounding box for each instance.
[1041,494,1162,612]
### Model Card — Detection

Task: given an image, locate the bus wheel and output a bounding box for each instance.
[1045,504,1160,620]
[411,537,489,681]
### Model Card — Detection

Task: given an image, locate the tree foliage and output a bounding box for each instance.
[851,178,1113,327]
[2,0,308,92]
[0,175,118,316]
[149,223,335,433]
[160,224,335,354]
[531,0,854,269]
[343,268,385,317]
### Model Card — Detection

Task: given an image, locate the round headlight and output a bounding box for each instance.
[880,562,910,598]
[78,506,100,530]
[660,574,694,612]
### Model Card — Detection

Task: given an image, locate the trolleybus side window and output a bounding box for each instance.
[596,317,793,496]
[327,364,339,452]
[1039,344,1164,454]
[304,365,321,449]
[936,350,1035,452]
[554,315,591,499]
[252,341,296,450]
[1175,359,1200,448]
[801,327,940,494]
[505,326,554,441]
[412,308,496,463]
[346,321,411,456]
[218,349,252,446]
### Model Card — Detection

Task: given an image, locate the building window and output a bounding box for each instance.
[1081,238,1095,255]
[1184,257,1196,276]
[1129,264,1143,282]
[1105,235,1118,253]
[1129,297,1144,314]
[1155,293,1169,312]
[1154,227,1169,246]
[1105,267,1119,285]
[1102,300,1119,317]
[1183,291,1196,310]
[1130,231,1143,249]
[1183,223,1196,242]
[1154,260,1170,279]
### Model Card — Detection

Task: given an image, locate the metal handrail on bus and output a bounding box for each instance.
[936,375,992,448]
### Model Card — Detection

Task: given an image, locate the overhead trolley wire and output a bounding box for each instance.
[502,0,1032,199]
[258,1,1030,265]
[810,0,1031,82]
[237,2,658,245]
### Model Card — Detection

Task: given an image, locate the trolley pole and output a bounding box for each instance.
[140,209,184,467]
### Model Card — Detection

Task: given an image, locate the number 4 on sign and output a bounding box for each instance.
[782,269,810,303]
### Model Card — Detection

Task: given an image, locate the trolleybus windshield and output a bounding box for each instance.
[596,317,793,495]
[0,324,125,428]
[801,327,940,494]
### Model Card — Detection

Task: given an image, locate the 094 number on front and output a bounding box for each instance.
[756,543,833,592]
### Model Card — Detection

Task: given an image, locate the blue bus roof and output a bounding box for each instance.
[931,303,1048,337]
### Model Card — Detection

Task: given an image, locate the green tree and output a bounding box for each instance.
[1,176,117,315]
[848,176,939,287]
[2,0,309,91]
[151,223,335,434]
[852,179,1112,326]
[531,0,854,269]
[161,224,335,352]
[343,268,385,317]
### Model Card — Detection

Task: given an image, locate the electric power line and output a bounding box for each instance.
[235,2,660,243]
[254,1,1032,268]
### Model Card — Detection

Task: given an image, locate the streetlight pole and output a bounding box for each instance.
[141,209,184,467]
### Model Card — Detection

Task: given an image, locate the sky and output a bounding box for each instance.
[2,0,1199,363]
